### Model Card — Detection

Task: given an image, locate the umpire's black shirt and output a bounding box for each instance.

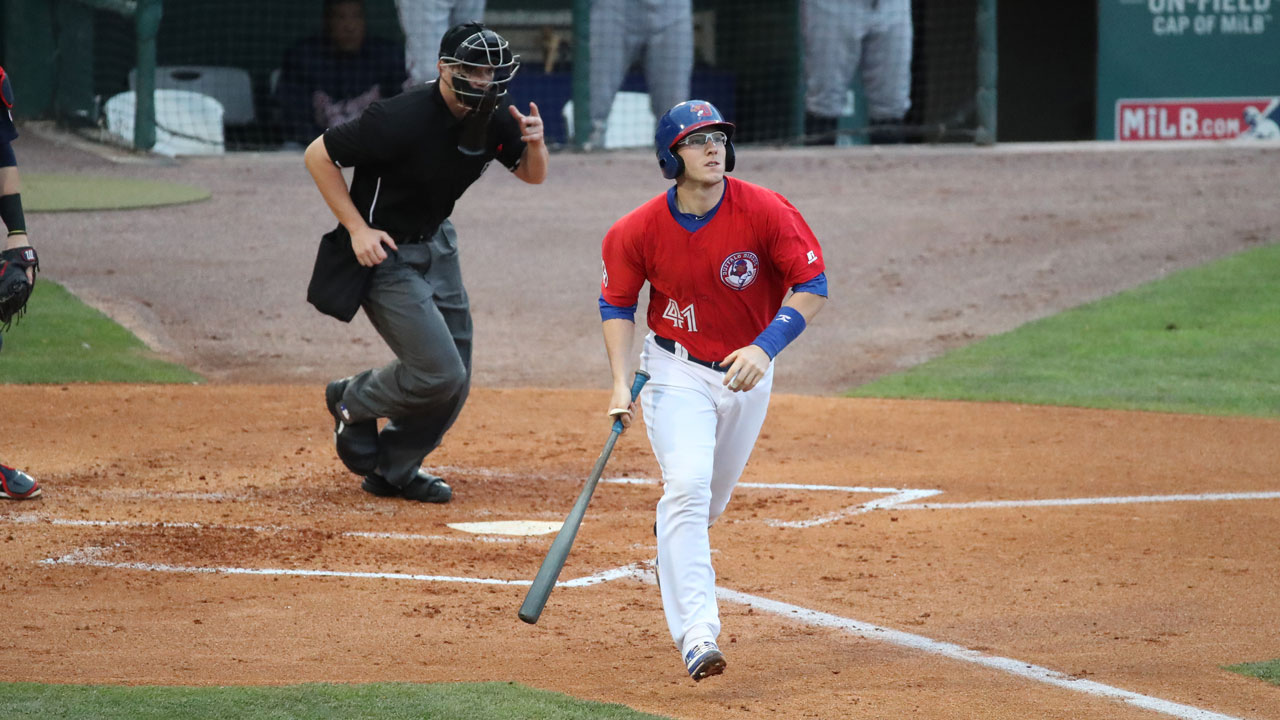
[323,80,526,242]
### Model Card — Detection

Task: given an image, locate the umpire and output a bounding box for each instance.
[304,22,548,503]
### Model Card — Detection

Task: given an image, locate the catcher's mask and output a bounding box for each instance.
[438,22,519,111]
[655,100,735,180]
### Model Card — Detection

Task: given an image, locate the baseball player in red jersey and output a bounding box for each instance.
[599,100,827,681]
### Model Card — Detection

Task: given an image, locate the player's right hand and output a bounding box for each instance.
[721,344,771,393]
[607,384,636,431]
[350,226,398,266]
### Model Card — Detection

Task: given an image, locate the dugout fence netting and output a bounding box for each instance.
[21,0,989,154]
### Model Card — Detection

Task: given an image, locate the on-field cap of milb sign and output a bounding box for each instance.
[1116,97,1280,142]
[1100,0,1280,142]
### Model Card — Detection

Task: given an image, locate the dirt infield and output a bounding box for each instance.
[3,129,1280,718]
[3,385,1279,719]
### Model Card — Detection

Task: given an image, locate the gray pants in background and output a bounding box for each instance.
[397,0,488,86]
[341,220,473,489]
[803,0,913,121]
[589,0,693,134]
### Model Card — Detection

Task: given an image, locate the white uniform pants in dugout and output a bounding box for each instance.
[639,333,774,654]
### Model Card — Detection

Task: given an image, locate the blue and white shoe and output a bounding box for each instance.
[683,640,726,681]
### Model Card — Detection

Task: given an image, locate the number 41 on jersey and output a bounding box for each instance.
[663,299,698,332]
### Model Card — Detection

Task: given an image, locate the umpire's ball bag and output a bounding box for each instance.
[307,225,373,322]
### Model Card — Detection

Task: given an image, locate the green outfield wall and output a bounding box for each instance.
[1097,0,1280,142]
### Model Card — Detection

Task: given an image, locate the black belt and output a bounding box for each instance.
[654,335,730,373]
[394,225,440,245]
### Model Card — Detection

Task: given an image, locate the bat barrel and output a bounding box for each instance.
[517,370,649,624]
[517,429,619,623]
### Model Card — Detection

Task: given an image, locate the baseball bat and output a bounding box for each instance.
[518,369,650,624]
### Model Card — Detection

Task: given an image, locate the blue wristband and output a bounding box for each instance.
[751,306,806,359]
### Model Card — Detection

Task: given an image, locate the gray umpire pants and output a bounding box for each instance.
[341,219,472,489]
[589,0,693,132]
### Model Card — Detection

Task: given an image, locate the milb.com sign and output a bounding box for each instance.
[1115,97,1275,140]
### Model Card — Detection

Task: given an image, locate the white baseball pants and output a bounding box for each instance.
[639,333,773,655]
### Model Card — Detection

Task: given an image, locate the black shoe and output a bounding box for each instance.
[804,112,839,146]
[325,378,378,476]
[362,469,452,504]
[869,118,906,145]
[360,472,400,497]
[403,469,452,503]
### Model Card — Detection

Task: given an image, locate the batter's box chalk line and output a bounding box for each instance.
[604,476,943,528]
[603,478,1280,529]
[2,514,527,543]
[40,543,644,587]
[39,543,1257,720]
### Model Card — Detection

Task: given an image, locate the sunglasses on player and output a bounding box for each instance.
[677,131,728,147]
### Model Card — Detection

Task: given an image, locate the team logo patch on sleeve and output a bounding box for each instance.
[720,251,759,290]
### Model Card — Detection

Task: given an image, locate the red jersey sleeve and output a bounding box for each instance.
[600,220,647,308]
[768,192,826,287]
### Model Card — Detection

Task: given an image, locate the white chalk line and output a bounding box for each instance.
[40,544,640,588]
[21,480,1278,718]
[602,477,914,493]
[11,490,1278,540]
[38,540,1261,718]
[777,489,1280,528]
[0,515,524,543]
[709,580,1250,720]
[603,477,947,527]
[768,489,944,528]
[896,491,1280,511]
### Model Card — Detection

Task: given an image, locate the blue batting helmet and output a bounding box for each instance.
[655,100,735,180]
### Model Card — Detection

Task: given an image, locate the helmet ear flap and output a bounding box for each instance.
[724,141,735,173]
[657,150,684,180]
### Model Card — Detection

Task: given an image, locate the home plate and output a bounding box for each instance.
[447,521,563,536]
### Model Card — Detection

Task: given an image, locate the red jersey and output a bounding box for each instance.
[600,177,825,363]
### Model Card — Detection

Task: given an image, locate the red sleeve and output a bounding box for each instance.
[768,192,825,286]
[600,220,646,307]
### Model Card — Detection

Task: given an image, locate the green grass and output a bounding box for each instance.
[0,682,672,720]
[25,173,209,211]
[1224,659,1280,686]
[0,280,202,383]
[850,242,1280,418]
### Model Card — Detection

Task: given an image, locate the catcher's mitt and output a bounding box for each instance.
[0,245,38,329]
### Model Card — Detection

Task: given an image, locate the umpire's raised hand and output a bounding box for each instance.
[509,102,543,144]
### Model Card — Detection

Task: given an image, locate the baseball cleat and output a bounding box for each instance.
[362,469,452,504]
[684,641,726,681]
[325,378,379,476]
[0,465,41,500]
[359,472,400,498]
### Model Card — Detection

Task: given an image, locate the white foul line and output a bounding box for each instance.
[36,545,1256,719]
[710,582,1251,720]
[39,545,640,588]
[895,491,1280,511]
